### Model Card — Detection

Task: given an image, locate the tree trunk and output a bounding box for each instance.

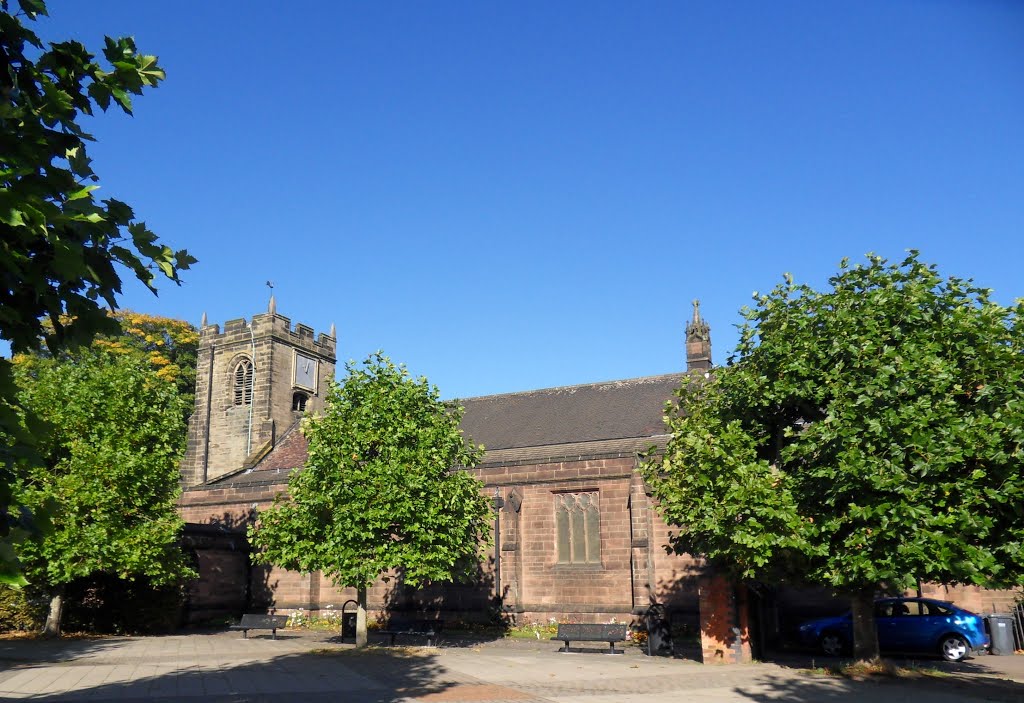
[355,586,368,648]
[42,586,65,639]
[850,587,879,662]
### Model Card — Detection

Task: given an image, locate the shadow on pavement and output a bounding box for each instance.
[5,630,1021,703]
[0,627,329,663]
[743,651,1024,703]
[3,646,462,702]
[732,674,882,702]
[0,635,138,664]
[730,671,1024,703]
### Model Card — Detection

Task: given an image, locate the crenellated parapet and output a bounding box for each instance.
[201,312,336,357]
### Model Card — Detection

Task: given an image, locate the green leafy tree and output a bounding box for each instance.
[643,252,1024,661]
[95,311,199,412]
[13,347,194,636]
[249,354,493,647]
[34,310,198,404]
[0,0,195,585]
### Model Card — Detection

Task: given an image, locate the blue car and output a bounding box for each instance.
[798,597,990,662]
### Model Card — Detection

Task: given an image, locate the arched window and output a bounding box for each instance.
[233,358,253,406]
[555,492,601,564]
[292,392,308,412]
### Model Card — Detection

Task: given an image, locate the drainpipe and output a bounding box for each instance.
[247,321,256,455]
[201,345,214,484]
[493,487,504,601]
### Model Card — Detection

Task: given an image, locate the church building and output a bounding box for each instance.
[178,302,727,644]
[177,302,1017,662]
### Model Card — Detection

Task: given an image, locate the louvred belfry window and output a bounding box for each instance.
[233,359,253,406]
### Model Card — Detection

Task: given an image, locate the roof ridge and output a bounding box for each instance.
[454,371,686,403]
[480,433,671,453]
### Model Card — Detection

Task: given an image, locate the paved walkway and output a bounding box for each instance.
[0,630,1021,702]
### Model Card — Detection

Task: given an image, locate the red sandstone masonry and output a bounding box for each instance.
[698,574,752,665]
[182,450,706,626]
[914,583,1021,615]
[182,441,1020,640]
[514,476,635,615]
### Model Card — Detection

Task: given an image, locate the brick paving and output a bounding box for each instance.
[0,630,1021,702]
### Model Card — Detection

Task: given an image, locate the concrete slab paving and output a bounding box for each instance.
[0,630,1020,702]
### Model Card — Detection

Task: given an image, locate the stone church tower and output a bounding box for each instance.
[180,300,336,487]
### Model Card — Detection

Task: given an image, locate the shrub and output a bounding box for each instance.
[0,587,47,632]
[61,574,186,634]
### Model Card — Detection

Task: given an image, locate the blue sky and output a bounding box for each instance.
[29,1,1024,398]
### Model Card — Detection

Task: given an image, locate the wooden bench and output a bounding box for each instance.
[230,614,290,640]
[551,623,627,654]
[378,618,444,647]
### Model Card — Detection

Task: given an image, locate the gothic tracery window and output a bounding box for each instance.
[555,491,600,564]
[233,358,253,406]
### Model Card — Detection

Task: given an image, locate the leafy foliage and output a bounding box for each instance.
[250,353,493,590]
[1,574,186,634]
[32,310,198,404]
[94,311,198,409]
[643,252,1024,655]
[12,347,194,617]
[0,0,194,585]
[57,573,186,634]
[0,0,194,353]
[0,583,47,631]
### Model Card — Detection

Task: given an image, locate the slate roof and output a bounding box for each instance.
[456,373,684,451]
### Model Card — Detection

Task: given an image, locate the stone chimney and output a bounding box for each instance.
[686,299,712,372]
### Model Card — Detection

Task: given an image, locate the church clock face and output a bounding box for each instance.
[293,352,318,391]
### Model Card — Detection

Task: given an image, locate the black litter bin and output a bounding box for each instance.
[645,605,671,656]
[986,614,1014,656]
[341,613,357,641]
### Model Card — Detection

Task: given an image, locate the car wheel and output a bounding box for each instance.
[940,634,969,662]
[820,631,845,657]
